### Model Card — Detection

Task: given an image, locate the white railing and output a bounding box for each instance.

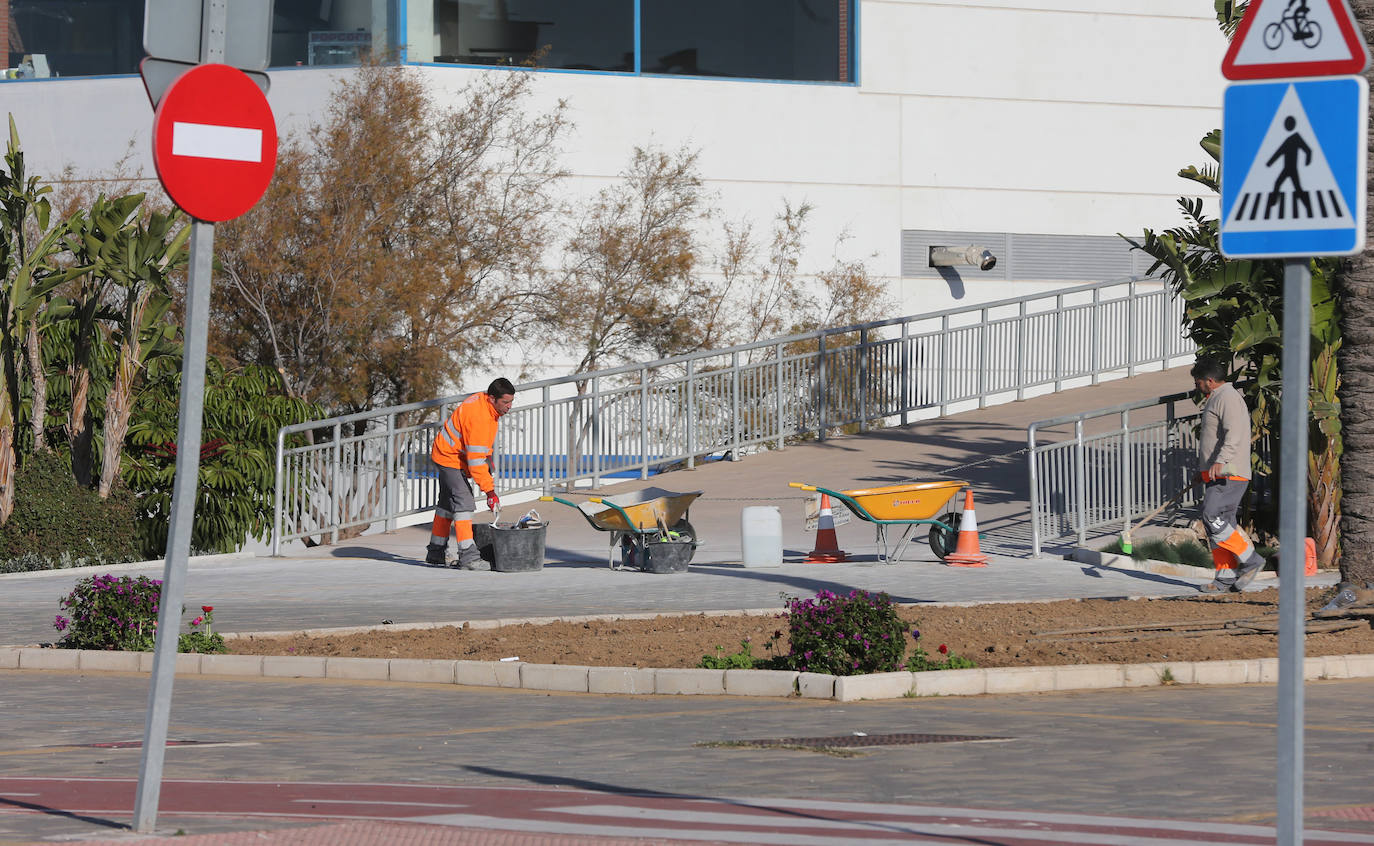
[273,276,1194,553]
[1027,390,1202,557]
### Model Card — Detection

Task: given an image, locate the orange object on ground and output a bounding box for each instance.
[806,493,848,562]
[943,489,989,567]
[1305,537,1317,576]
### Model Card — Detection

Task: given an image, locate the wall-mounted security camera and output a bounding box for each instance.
[929,245,997,272]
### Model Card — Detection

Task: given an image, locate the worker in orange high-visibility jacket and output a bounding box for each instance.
[426,378,515,570]
[1190,358,1266,594]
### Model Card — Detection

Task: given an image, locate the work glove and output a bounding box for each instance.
[486,490,500,511]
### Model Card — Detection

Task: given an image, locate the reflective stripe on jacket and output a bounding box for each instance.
[431,392,499,493]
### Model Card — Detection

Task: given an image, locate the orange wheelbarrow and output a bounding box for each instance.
[789,480,968,564]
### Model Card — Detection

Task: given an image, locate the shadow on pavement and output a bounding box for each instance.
[455,765,1000,843]
[686,563,929,605]
[0,796,126,832]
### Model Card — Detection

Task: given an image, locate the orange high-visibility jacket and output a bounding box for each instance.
[431,392,499,493]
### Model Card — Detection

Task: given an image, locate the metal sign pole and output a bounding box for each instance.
[1276,257,1311,846]
[132,220,215,833]
[133,0,226,832]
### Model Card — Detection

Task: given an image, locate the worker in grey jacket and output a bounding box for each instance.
[1192,357,1266,593]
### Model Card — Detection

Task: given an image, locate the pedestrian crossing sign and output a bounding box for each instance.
[1220,75,1367,258]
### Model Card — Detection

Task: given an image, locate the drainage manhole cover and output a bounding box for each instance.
[727,732,1011,749]
[51,740,213,749]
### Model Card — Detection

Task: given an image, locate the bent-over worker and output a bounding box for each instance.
[425,377,515,570]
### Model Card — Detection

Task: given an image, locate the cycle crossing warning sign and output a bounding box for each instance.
[1221,0,1369,80]
[1220,75,1367,258]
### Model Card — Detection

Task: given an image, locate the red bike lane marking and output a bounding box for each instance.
[4,778,1374,845]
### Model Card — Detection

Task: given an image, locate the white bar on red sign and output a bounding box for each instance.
[171,122,262,163]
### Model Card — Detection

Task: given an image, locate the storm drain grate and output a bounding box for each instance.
[730,732,1011,749]
[51,740,209,749]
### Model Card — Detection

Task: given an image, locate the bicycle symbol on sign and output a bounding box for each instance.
[1264,1,1323,50]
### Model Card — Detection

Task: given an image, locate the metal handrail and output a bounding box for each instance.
[1027,389,1202,557]
[272,275,1195,553]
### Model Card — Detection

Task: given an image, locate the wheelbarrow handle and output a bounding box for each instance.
[788,482,818,492]
[584,497,651,532]
[538,495,578,509]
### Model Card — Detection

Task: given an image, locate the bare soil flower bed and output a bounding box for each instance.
[227,587,1374,670]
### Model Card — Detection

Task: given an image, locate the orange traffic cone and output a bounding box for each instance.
[943,489,988,567]
[1305,537,1317,576]
[806,494,847,562]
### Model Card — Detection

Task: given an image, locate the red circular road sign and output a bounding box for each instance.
[152,63,277,222]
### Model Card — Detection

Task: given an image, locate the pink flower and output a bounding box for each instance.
[191,616,204,626]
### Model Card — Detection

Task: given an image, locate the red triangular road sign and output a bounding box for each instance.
[1221,0,1370,80]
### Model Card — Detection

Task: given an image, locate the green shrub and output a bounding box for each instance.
[0,451,141,572]
[1100,536,1213,568]
[699,640,762,669]
[53,574,226,653]
[905,628,977,671]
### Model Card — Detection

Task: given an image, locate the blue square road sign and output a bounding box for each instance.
[1220,75,1367,258]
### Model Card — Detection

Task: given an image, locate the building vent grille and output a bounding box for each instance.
[901,229,1155,281]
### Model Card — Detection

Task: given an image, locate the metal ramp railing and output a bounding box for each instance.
[273,276,1195,553]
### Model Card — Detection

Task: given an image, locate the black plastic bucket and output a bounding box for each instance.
[490,521,547,572]
[641,537,693,574]
[472,522,496,564]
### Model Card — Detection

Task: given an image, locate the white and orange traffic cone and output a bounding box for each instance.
[943,489,988,567]
[1305,537,1317,576]
[806,493,848,562]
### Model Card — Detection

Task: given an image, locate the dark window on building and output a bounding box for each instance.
[641,0,850,82]
[435,0,633,72]
[8,0,142,78]
[273,0,380,68]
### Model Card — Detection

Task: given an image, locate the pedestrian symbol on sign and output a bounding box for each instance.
[1226,84,1349,231]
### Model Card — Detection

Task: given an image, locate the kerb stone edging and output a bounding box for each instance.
[5,646,1373,701]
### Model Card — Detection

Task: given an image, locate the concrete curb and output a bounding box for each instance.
[5,645,1372,701]
[0,551,258,581]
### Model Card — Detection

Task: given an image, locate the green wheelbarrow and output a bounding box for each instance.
[539,487,702,572]
[789,480,968,564]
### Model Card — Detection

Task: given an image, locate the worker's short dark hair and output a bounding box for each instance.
[487,377,516,398]
[1190,357,1228,382]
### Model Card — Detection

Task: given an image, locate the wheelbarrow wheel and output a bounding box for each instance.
[928,511,960,559]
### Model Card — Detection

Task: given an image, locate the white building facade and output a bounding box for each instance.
[1,0,1226,318]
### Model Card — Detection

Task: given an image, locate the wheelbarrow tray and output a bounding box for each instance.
[540,487,702,571]
[789,480,968,564]
[576,487,703,533]
[835,481,967,522]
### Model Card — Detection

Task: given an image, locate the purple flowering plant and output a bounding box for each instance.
[779,589,908,676]
[53,574,225,653]
[773,590,977,675]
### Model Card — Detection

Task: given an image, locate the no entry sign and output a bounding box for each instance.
[152,63,277,222]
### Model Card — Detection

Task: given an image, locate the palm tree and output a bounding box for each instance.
[1337,1,1374,587]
